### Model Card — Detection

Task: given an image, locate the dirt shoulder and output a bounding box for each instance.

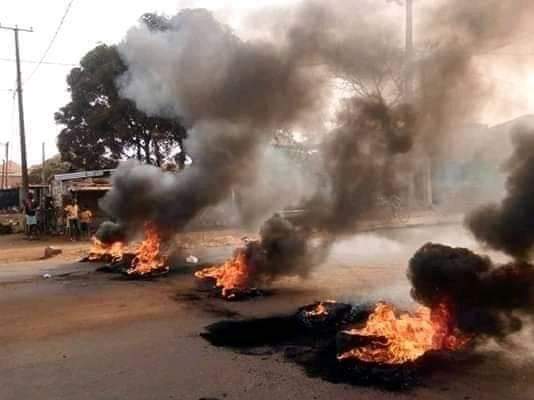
[0,235,88,264]
[0,229,252,265]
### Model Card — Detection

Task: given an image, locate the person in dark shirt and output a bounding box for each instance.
[24,192,39,239]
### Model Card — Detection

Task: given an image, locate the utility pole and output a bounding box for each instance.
[1,160,4,189]
[4,142,9,188]
[41,142,46,185]
[404,0,414,101]
[388,0,419,205]
[402,1,432,206]
[387,0,414,99]
[0,24,33,202]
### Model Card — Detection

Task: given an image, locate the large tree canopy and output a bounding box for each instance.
[55,40,187,170]
[29,155,72,184]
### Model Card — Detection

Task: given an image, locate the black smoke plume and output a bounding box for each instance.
[307,99,415,235]
[467,127,534,260]
[238,99,417,283]
[407,1,534,343]
[100,7,330,238]
[98,1,534,282]
[243,214,329,283]
[250,0,534,277]
[409,243,534,338]
[95,221,126,244]
[100,2,409,253]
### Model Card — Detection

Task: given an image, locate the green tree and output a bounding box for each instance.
[29,154,72,184]
[55,43,187,170]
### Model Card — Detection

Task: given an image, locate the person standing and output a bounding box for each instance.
[44,196,56,234]
[64,198,80,241]
[79,208,93,239]
[24,192,39,240]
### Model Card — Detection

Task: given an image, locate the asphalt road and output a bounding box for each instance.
[1,224,532,400]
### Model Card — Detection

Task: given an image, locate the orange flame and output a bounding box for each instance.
[127,224,168,276]
[338,302,470,365]
[304,300,338,317]
[88,237,125,262]
[195,248,252,298]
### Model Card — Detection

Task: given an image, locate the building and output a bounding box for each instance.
[430,115,534,209]
[52,169,115,224]
[1,160,22,189]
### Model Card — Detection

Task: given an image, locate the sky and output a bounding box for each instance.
[1,0,534,167]
[0,0,297,167]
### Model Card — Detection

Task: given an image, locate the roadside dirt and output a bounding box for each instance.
[0,229,253,265]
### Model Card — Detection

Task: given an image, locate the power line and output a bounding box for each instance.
[23,0,75,85]
[0,57,76,67]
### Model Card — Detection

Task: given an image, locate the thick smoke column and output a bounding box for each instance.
[409,243,534,338]
[243,214,326,283]
[95,221,126,244]
[262,0,534,246]
[404,2,534,343]
[101,1,534,284]
[247,0,533,272]
[100,8,329,235]
[237,98,416,283]
[467,127,534,260]
[308,99,415,234]
[102,121,272,233]
[101,1,419,241]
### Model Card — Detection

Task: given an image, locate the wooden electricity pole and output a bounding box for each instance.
[4,142,9,188]
[405,0,414,100]
[1,160,4,190]
[404,1,433,206]
[0,24,33,202]
[41,142,46,185]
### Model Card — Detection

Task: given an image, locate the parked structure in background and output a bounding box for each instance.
[1,160,22,189]
[432,115,534,211]
[51,169,115,232]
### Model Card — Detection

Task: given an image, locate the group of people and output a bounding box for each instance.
[23,193,93,240]
[64,199,93,241]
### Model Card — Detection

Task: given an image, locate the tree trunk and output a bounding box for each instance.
[136,139,142,161]
[144,136,151,165]
[154,139,162,167]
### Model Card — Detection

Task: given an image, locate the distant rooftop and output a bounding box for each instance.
[490,114,534,132]
[54,169,115,182]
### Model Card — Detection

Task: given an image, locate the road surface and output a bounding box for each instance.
[1,224,531,400]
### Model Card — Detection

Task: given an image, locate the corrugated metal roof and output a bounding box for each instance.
[54,169,115,182]
[70,185,112,192]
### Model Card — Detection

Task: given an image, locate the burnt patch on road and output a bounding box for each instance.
[174,290,241,319]
[201,302,481,391]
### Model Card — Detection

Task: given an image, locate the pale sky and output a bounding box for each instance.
[1,0,534,167]
[0,0,297,167]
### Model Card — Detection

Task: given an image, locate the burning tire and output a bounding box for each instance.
[202,300,473,390]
